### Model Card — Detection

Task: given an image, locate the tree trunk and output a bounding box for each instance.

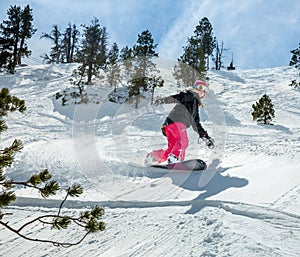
[17,37,25,65]
[87,63,93,84]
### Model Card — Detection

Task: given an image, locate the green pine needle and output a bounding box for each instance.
[40,180,60,198]
[66,183,83,197]
[0,191,16,207]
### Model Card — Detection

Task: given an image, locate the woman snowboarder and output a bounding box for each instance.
[145,80,214,165]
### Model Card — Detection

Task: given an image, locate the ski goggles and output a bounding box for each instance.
[194,84,209,93]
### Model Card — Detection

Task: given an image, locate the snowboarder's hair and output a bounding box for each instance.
[187,86,204,107]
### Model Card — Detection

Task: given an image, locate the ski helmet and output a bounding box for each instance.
[193,80,209,93]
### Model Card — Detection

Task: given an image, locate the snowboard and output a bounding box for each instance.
[150,159,207,171]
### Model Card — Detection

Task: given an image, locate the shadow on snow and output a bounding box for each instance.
[142,159,249,213]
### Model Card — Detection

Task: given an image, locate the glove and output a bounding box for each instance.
[204,136,215,149]
[199,131,215,149]
[199,130,208,138]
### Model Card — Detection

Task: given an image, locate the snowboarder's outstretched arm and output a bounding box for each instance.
[154,92,193,105]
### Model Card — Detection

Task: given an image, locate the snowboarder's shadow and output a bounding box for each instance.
[173,159,246,188]
[140,159,248,213]
[164,159,248,213]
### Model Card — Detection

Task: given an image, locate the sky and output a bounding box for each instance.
[0,0,299,69]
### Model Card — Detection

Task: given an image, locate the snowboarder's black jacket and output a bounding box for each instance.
[163,90,206,136]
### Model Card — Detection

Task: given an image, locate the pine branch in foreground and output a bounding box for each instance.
[0,175,105,247]
[0,88,105,247]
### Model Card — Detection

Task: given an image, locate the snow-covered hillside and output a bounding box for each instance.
[0,62,299,256]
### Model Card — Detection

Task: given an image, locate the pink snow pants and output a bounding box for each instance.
[150,122,189,163]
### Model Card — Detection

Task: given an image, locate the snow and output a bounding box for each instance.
[0,62,300,256]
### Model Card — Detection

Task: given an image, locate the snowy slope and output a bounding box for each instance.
[0,62,299,256]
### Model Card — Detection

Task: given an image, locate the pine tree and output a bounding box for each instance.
[41,23,79,64]
[173,17,217,86]
[132,29,158,80]
[173,35,206,87]
[77,17,108,84]
[129,30,162,108]
[0,37,13,68]
[0,88,105,246]
[289,43,300,88]
[0,5,36,73]
[120,46,134,79]
[251,94,275,125]
[70,24,80,63]
[148,75,164,105]
[40,25,62,63]
[227,53,236,70]
[194,17,217,70]
[290,43,300,69]
[16,5,36,65]
[106,42,121,92]
[212,40,225,70]
[0,5,21,72]
[61,23,80,63]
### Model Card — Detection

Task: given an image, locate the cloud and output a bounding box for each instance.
[159,0,300,69]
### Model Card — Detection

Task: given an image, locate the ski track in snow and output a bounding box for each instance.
[0,63,299,256]
[3,200,300,257]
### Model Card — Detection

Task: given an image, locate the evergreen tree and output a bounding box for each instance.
[77,17,108,84]
[0,36,13,69]
[41,23,79,64]
[0,88,105,246]
[61,23,80,63]
[0,5,21,72]
[212,40,225,70]
[289,43,300,88]
[194,17,217,70]
[62,24,72,63]
[289,79,300,89]
[251,94,275,125]
[129,30,162,108]
[120,46,134,79]
[106,42,121,92]
[227,53,236,70]
[16,5,36,65]
[70,24,80,63]
[173,35,206,87]
[132,29,158,80]
[40,25,62,63]
[290,43,300,69]
[0,5,36,73]
[148,75,164,105]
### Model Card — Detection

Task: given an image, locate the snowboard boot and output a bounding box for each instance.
[167,154,180,164]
